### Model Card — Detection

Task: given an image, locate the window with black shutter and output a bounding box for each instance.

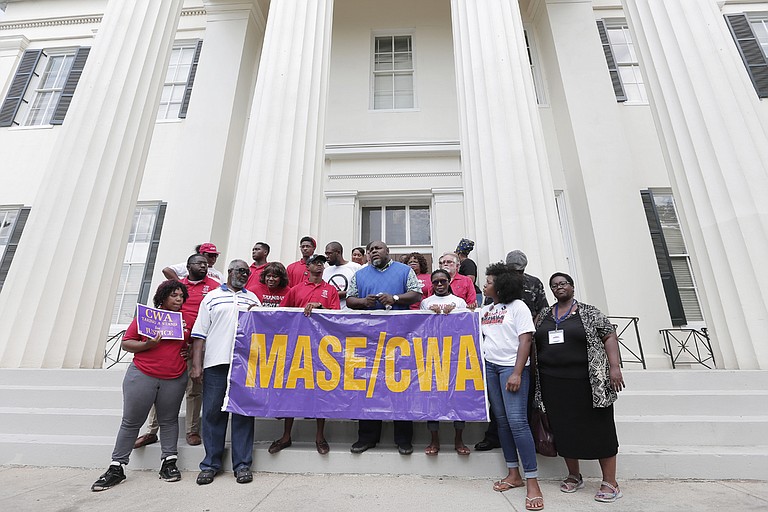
[596,20,627,102]
[0,206,31,292]
[725,13,768,98]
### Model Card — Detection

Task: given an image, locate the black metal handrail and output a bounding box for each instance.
[659,327,715,369]
[103,329,128,369]
[608,316,646,369]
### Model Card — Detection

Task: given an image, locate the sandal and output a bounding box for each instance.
[268,438,292,454]
[594,481,623,503]
[526,496,544,511]
[455,445,470,455]
[425,444,440,456]
[560,474,585,493]
[493,479,525,492]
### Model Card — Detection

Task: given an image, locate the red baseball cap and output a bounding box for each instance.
[199,243,220,255]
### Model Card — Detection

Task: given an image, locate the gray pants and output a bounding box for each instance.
[146,358,201,435]
[111,363,188,465]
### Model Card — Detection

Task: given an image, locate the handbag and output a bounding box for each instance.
[529,408,557,457]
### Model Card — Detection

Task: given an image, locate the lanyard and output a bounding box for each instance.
[553,300,576,329]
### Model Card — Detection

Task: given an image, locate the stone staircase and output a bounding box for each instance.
[0,368,766,479]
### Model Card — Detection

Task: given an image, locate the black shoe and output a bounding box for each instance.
[350,440,376,454]
[397,443,414,455]
[159,456,181,482]
[196,469,217,485]
[91,464,126,492]
[474,438,501,451]
[234,466,253,484]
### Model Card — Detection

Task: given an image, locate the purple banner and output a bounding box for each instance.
[136,304,184,340]
[224,309,488,421]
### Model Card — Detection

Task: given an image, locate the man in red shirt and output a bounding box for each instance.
[135,254,219,448]
[271,253,339,454]
[439,252,478,309]
[286,236,316,287]
[244,241,270,293]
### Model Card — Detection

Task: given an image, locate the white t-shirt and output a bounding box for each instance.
[322,261,361,308]
[480,299,535,366]
[191,285,261,368]
[420,293,468,313]
[168,262,223,283]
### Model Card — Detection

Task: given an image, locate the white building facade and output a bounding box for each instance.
[0,0,766,370]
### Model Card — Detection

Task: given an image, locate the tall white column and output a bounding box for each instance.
[622,0,768,369]
[152,0,266,280]
[0,0,184,368]
[449,0,565,276]
[226,0,334,263]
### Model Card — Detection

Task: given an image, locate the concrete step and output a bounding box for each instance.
[2,434,766,480]
[615,389,768,415]
[621,369,768,390]
[614,415,768,446]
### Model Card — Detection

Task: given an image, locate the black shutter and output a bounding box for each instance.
[0,50,43,127]
[50,46,90,125]
[137,203,166,307]
[178,40,203,119]
[596,20,627,102]
[640,190,687,326]
[725,14,768,99]
[0,207,31,291]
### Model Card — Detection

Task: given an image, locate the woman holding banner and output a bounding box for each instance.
[480,263,544,511]
[91,280,190,492]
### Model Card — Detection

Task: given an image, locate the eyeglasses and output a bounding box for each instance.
[230,268,250,276]
[550,281,571,289]
[431,279,449,285]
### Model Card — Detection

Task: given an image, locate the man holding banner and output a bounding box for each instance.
[346,241,422,455]
[190,260,261,485]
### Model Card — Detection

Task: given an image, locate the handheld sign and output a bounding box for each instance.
[136,304,185,340]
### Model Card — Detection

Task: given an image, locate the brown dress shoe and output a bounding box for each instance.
[186,432,202,446]
[134,433,158,448]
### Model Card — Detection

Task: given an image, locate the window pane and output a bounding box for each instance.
[0,209,19,260]
[393,52,412,71]
[376,37,392,53]
[117,293,139,324]
[394,36,411,52]
[385,207,406,245]
[373,75,393,109]
[409,207,431,245]
[361,207,382,245]
[375,53,393,71]
[393,74,414,108]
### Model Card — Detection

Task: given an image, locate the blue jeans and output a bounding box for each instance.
[485,362,538,478]
[200,364,254,472]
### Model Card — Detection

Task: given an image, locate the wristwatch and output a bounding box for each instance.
[392,294,400,304]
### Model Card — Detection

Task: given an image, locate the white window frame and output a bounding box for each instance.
[360,203,432,252]
[650,189,705,327]
[554,191,580,288]
[17,48,78,126]
[370,31,417,111]
[111,202,165,330]
[157,41,198,121]
[748,14,768,58]
[603,19,648,105]
[0,206,21,262]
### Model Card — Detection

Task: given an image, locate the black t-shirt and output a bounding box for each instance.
[534,311,589,379]
[458,258,481,294]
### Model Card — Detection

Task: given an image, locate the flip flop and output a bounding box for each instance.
[425,445,440,456]
[493,479,525,492]
[526,496,544,511]
[455,445,470,455]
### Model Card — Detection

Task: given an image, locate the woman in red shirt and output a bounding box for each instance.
[404,252,432,309]
[91,280,190,492]
[250,262,291,307]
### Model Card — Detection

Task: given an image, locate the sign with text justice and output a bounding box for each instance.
[224,309,488,421]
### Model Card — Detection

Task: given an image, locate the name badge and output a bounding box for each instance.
[548,329,565,345]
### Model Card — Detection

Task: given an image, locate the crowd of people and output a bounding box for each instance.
[92,237,626,510]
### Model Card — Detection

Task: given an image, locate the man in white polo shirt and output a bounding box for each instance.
[189,259,260,486]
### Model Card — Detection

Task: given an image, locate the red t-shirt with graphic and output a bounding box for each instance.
[123,318,187,379]
[250,281,291,307]
[280,280,340,310]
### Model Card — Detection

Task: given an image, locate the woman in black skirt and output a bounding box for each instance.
[533,272,625,503]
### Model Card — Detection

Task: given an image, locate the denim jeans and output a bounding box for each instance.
[485,361,538,478]
[200,364,254,472]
